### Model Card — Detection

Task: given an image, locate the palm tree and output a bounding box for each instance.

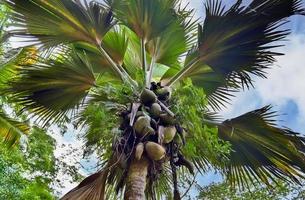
[1,5,30,147]
[1,0,305,199]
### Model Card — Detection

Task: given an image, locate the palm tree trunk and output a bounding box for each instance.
[124,156,149,200]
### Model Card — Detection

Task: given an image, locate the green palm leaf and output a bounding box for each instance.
[76,27,130,73]
[4,0,115,47]
[0,109,30,147]
[218,106,305,188]
[108,0,179,41]
[145,3,197,67]
[165,0,304,109]
[0,48,37,87]
[4,50,96,124]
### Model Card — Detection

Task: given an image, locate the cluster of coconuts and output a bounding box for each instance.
[131,85,178,162]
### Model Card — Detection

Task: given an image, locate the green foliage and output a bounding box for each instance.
[164,0,305,109]
[79,102,120,161]
[4,0,115,47]
[199,180,291,200]
[0,127,56,199]
[1,0,305,199]
[218,106,305,188]
[171,80,231,171]
[5,50,96,124]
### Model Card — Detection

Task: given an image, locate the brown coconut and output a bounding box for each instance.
[145,142,166,161]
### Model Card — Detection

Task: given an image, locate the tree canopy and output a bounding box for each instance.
[1,0,305,199]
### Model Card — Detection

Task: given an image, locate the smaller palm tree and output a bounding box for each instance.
[1,0,305,199]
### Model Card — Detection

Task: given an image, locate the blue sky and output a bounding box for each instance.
[185,0,305,195]
[52,0,305,197]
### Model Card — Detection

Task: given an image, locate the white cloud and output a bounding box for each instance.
[256,35,305,121]
[220,34,305,125]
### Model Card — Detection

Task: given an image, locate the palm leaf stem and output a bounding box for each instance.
[141,38,148,87]
[157,100,175,117]
[165,57,200,87]
[97,45,137,90]
[146,56,156,88]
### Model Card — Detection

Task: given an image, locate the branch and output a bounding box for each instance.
[141,38,148,87]
[181,172,198,199]
[146,56,155,88]
[158,100,175,117]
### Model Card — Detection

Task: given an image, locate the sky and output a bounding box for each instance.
[184,0,305,195]
[49,0,305,198]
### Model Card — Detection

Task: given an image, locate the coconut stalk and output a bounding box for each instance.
[124,156,149,200]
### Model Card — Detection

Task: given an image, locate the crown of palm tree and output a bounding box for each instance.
[1,0,305,199]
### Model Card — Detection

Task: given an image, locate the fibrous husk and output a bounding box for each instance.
[140,89,157,105]
[160,113,176,125]
[134,116,151,136]
[150,103,162,118]
[163,126,176,144]
[135,142,144,160]
[145,142,166,161]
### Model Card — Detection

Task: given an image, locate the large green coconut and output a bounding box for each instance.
[145,142,166,161]
[150,103,162,118]
[160,113,176,125]
[134,116,150,136]
[163,126,176,144]
[140,89,157,105]
[142,126,155,136]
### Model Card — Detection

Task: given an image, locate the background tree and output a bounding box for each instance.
[198,179,305,200]
[0,127,56,200]
[1,0,305,199]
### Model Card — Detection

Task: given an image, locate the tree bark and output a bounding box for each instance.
[124,156,149,200]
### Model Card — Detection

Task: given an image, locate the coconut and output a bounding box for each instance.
[135,143,144,160]
[134,116,150,136]
[145,142,166,161]
[156,86,171,101]
[150,103,162,118]
[160,113,176,125]
[140,89,157,105]
[163,126,176,144]
[142,126,155,136]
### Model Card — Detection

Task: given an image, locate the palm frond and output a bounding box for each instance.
[4,0,115,47]
[4,50,96,125]
[0,109,30,147]
[0,48,37,87]
[218,106,305,188]
[102,27,129,66]
[61,160,115,200]
[165,0,304,109]
[146,1,197,67]
[73,26,129,73]
[108,0,181,42]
